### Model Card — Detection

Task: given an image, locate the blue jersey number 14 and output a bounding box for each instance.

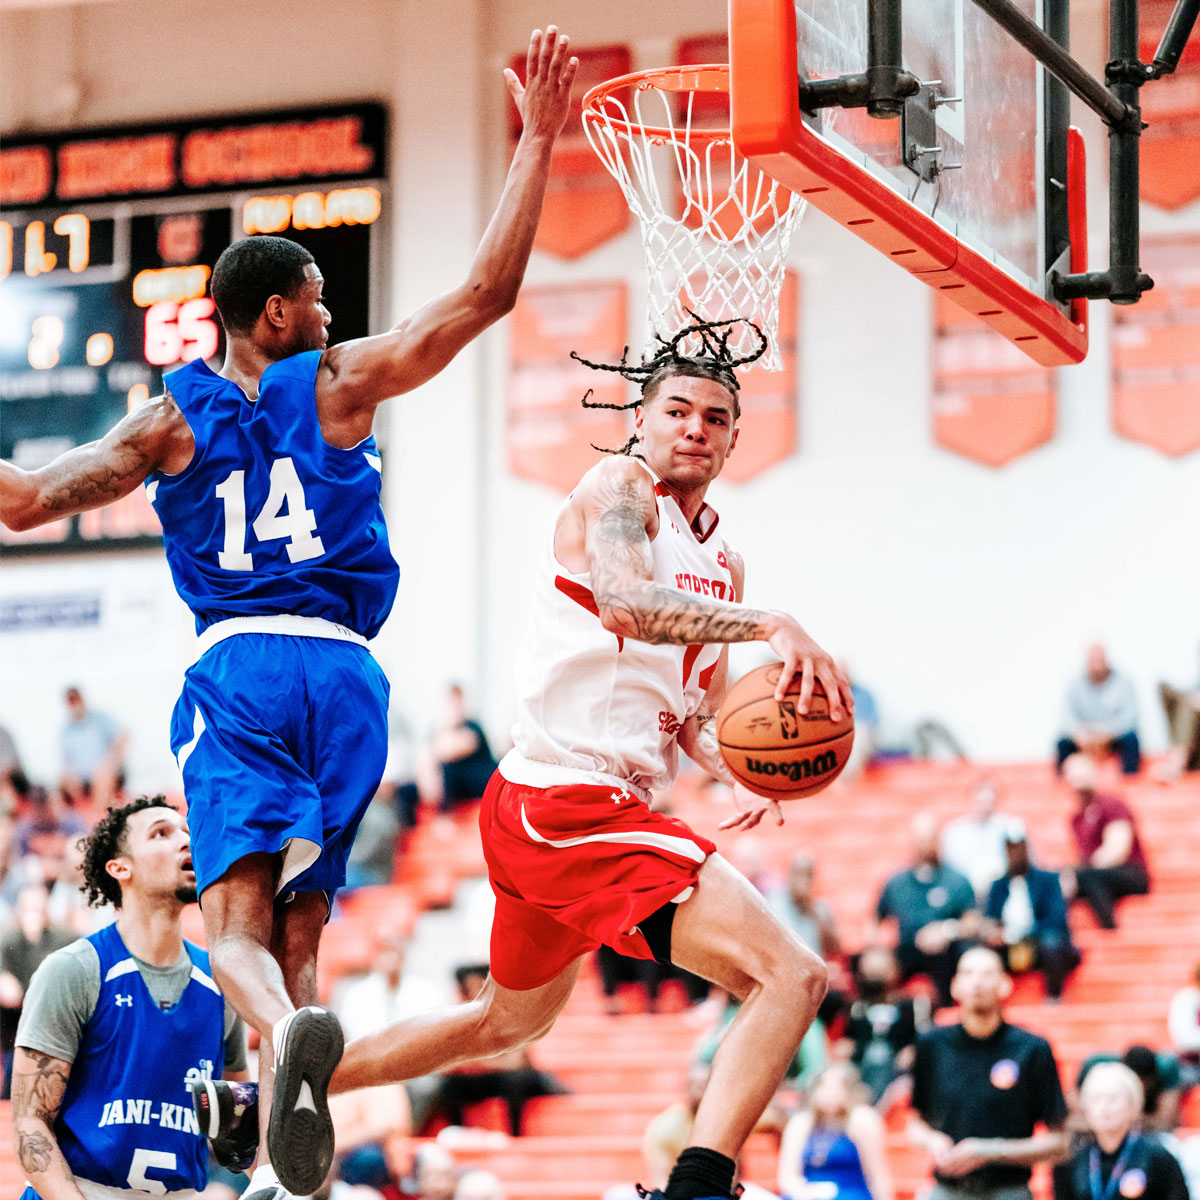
[214,457,325,570]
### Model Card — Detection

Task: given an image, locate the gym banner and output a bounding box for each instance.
[1112,234,1200,456]
[931,295,1056,467]
[507,281,629,493]
[507,44,631,259]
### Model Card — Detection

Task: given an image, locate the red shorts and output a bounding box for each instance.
[479,771,716,990]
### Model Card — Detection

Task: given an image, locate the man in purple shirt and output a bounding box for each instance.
[1060,755,1149,929]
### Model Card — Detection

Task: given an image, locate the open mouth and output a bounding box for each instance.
[181,857,194,872]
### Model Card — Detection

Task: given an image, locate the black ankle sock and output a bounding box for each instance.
[664,1146,737,1200]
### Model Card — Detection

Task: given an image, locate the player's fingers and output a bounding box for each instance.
[818,663,845,722]
[771,799,785,826]
[503,68,524,103]
[774,650,798,701]
[561,55,580,90]
[539,25,558,78]
[548,30,570,80]
[526,29,541,82]
[796,656,815,714]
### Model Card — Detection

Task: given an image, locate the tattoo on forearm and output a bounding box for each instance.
[17,1127,55,1173]
[39,438,155,515]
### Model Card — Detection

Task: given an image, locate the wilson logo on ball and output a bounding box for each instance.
[742,751,838,781]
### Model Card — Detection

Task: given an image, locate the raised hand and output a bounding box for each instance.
[504,26,580,142]
[718,782,785,832]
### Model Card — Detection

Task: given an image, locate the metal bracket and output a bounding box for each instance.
[902,83,960,183]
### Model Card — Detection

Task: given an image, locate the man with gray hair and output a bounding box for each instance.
[1056,644,1140,775]
[909,946,1069,1200]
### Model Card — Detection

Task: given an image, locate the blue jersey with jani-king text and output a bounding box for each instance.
[150,351,398,639]
[22,923,225,1196]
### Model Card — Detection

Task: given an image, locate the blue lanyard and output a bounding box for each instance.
[1089,1135,1140,1200]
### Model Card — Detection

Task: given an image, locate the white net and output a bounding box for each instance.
[583,65,805,370]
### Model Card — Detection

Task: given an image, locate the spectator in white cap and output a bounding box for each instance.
[981,821,1079,1001]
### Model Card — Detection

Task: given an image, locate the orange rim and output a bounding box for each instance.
[582,63,732,145]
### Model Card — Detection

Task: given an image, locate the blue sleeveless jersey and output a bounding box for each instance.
[151,352,399,638]
[52,924,225,1193]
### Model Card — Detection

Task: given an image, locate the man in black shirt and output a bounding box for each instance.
[910,946,1070,1200]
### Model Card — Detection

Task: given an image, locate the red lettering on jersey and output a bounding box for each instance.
[716,549,729,569]
[658,710,683,736]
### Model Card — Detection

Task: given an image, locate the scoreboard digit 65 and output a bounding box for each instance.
[0,103,387,555]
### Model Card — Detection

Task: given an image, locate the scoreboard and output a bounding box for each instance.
[0,103,388,556]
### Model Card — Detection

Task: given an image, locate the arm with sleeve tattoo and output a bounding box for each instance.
[583,457,852,716]
[11,1048,87,1200]
[0,394,191,532]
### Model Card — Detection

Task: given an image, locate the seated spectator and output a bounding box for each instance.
[1078,1048,1184,1136]
[940,778,1014,901]
[779,1063,893,1200]
[13,785,88,881]
[430,963,569,1136]
[332,1083,414,1188]
[768,851,842,961]
[0,883,76,1097]
[982,820,1079,1001]
[1056,644,1141,775]
[1156,644,1200,780]
[344,788,402,890]
[842,945,932,1105]
[0,720,28,808]
[416,685,498,812]
[1167,961,1200,1089]
[1055,1062,1188,1200]
[644,1062,712,1190]
[338,931,449,1040]
[873,812,978,1008]
[596,943,708,1015]
[456,1171,505,1200]
[1060,755,1150,930]
[840,660,881,780]
[60,685,128,809]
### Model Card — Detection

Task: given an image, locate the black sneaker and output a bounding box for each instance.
[189,1078,259,1172]
[267,1006,344,1195]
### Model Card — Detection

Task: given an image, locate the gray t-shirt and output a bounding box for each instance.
[16,937,247,1073]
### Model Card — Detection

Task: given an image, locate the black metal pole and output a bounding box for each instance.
[1151,0,1200,75]
[1107,0,1152,302]
[968,0,1140,130]
[866,0,911,117]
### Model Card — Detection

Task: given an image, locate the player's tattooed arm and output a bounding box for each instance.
[0,393,193,532]
[11,1048,87,1199]
[585,460,851,717]
[584,457,777,646]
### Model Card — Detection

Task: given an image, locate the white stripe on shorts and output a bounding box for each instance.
[519,803,706,864]
[195,614,369,661]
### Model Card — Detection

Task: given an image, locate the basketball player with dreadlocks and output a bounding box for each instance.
[200,317,853,1200]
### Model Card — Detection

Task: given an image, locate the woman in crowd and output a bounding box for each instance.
[778,1063,892,1200]
[1055,1062,1188,1200]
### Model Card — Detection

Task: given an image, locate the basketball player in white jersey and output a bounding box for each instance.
[203,323,852,1200]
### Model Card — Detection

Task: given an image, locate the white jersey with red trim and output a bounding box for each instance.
[499,459,735,800]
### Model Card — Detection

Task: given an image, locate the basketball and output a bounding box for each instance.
[716,662,855,799]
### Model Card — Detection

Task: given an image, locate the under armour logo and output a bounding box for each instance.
[115,994,133,1007]
[610,789,632,805]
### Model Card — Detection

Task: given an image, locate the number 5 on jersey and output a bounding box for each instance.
[215,456,325,570]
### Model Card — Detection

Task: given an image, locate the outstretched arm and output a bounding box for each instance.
[11,1048,86,1200]
[319,27,579,419]
[582,456,852,718]
[0,394,191,532]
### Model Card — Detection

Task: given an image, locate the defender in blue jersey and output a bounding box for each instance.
[11,797,249,1200]
[0,28,579,1198]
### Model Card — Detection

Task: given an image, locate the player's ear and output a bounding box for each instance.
[728,424,739,453]
[263,293,288,331]
[106,856,131,885]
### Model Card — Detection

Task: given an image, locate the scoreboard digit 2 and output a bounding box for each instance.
[0,104,387,555]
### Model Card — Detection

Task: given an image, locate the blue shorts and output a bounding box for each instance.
[171,633,390,898]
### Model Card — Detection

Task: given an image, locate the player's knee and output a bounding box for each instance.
[470,991,554,1058]
[763,937,828,1013]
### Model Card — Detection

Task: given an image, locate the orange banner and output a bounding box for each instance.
[931,295,1055,467]
[1139,1,1200,209]
[1112,235,1200,456]
[508,44,631,259]
[508,282,630,493]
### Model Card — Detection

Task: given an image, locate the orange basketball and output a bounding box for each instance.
[716,662,855,799]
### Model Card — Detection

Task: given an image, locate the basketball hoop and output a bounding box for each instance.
[582,64,804,371]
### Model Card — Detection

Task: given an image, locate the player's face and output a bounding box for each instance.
[635,375,739,490]
[285,263,331,354]
[113,806,196,905]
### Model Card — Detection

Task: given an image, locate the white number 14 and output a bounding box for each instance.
[215,457,325,571]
